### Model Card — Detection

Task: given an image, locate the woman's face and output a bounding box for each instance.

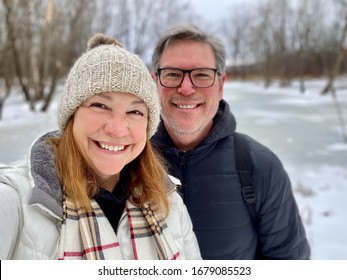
[73,92,148,190]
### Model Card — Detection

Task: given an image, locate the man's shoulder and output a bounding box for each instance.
[236,133,279,159]
[233,133,286,175]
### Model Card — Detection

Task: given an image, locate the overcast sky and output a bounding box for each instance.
[189,0,258,20]
[190,0,231,19]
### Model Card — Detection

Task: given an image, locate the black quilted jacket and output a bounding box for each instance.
[151,100,310,259]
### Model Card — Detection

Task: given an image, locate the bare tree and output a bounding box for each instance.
[0,40,13,120]
[322,0,347,94]
[0,0,13,119]
[222,3,256,79]
[320,0,347,142]
[251,0,279,87]
[222,0,346,91]
[3,0,35,110]
[96,0,196,62]
[1,0,96,112]
[271,0,293,87]
[0,0,201,119]
[292,0,324,93]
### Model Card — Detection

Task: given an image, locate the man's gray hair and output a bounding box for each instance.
[151,25,226,74]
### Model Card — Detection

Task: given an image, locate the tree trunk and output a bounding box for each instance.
[321,16,347,95]
[3,0,35,111]
[0,78,12,120]
[40,76,58,112]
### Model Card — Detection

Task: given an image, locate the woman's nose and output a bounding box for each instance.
[103,115,129,137]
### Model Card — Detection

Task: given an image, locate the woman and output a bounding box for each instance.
[0,34,201,260]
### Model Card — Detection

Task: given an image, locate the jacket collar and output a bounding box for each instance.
[28,130,64,219]
[202,99,236,145]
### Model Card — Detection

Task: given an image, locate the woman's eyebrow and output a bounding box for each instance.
[97,93,112,101]
[131,99,145,105]
[96,93,146,106]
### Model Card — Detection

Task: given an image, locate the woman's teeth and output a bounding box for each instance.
[100,143,125,151]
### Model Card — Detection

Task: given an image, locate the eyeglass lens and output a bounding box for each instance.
[159,68,216,88]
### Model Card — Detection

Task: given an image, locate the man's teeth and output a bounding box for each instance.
[177,104,197,109]
[100,143,125,151]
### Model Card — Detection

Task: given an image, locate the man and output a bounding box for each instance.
[150,25,310,259]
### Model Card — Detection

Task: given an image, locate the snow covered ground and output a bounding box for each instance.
[0,78,346,259]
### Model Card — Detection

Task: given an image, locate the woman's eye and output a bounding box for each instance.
[128,110,144,117]
[90,102,108,110]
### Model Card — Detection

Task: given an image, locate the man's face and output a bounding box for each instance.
[156,40,225,141]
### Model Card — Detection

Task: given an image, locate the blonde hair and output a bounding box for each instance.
[49,118,170,216]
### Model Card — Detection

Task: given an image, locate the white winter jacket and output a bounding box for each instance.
[0,132,201,260]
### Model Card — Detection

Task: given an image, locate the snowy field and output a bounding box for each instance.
[0,78,346,260]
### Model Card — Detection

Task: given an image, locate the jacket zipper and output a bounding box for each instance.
[179,152,188,204]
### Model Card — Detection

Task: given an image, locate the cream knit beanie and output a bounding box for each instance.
[57,33,160,138]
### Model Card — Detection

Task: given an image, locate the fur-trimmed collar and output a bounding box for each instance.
[29,130,63,218]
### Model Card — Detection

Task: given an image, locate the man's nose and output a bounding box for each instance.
[177,73,195,96]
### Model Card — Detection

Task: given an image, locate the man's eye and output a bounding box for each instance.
[194,72,211,79]
[198,73,208,76]
[165,72,181,78]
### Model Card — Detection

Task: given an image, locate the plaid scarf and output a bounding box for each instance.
[57,196,182,260]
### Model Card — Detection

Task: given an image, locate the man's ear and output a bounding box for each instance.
[218,73,226,100]
[151,72,156,81]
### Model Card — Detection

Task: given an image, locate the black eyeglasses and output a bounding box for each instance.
[157,68,220,88]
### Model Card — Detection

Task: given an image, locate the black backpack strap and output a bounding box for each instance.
[234,132,257,225]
